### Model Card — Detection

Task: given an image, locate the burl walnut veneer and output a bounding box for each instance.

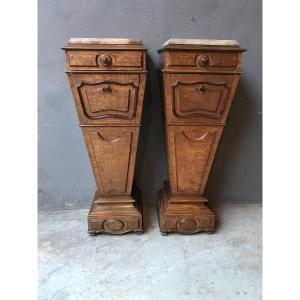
[158,39,245,235]
[63,38,147,235]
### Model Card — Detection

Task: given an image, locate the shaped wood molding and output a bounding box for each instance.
[76,80,139,120]
[172,81,230,119]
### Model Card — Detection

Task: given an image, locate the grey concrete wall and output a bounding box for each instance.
[38,0,262,211]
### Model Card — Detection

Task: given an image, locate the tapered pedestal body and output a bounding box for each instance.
[158,39,245,234]
[63,38,147,234]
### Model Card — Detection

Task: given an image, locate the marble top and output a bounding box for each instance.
[69,38,142,45]
[163,39,239,47]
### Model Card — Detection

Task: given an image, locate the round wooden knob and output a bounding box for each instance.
[99,55,112,67]
[199,55,209,66]
[102,85,112,93]
[197,85,205,94]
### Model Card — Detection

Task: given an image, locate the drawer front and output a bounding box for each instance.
[67,50,144,71]
[82,126,139,194]
[166,125,223,195]
[164,73,239,124]
[68,73,146,125]
[165,51,240,71]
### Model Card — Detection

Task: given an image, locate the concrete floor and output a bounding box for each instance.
[38,204,262,300]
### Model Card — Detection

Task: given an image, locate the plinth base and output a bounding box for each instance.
[158,182,215,234]
[88,186,143,235]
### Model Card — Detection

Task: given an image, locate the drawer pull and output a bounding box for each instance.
[199,55,209,66]
[102,85,112,93]
[197,85,205,94]
[99,55,112,67]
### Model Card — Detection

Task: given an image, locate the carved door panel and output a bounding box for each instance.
[173,81,230,119]
[77,80,138,120]
[69,73,146,125]
[163,73,239,124]
[166,125,223,195]
[82,126,139,195]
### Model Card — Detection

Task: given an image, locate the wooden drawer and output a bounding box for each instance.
[66,50,145,71]
[166,125,223,195]
[68,73,146,125]
[164,51,241,71]
[163,73,239,124]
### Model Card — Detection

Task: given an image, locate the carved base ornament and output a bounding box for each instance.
[158,39,245,234]
[63,38,147,235]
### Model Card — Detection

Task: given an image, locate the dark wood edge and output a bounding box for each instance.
[162,69,242,75]
[80,124,141,127]
[165,122,226,126]
[172,80,231,88]
[65,71,148,74]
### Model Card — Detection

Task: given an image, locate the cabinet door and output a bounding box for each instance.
[166,125,223,195]
[77,80,138,120]
[173,80,230,119]
[69,73,146,125]
[163,73,239,124]
[82,126,139,195]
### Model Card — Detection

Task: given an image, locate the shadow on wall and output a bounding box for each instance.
[205,78,260,203]
[134,53,167,208]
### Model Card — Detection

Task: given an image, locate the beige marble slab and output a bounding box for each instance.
[69,38,142,45]
[163,39,239,47]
